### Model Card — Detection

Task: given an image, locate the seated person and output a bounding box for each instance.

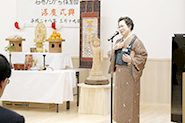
[0,54,25,123]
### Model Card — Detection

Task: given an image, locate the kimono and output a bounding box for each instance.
[111,34,148,123]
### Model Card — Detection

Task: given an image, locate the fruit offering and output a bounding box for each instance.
[48,30,62,40]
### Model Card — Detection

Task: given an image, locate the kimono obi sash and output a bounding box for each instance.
[115,36,137,66]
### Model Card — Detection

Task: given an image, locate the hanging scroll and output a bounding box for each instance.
[80,0,100,68]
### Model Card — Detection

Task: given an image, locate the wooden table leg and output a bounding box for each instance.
[66,101,70,109]
[56,104,59,113]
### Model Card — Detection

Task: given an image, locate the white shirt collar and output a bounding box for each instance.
[123,33,132,42]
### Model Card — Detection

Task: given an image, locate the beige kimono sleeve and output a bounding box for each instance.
[131,38,148,81]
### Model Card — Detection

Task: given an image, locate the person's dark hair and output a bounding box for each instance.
[118,16,134,31]
[0,54,11,82]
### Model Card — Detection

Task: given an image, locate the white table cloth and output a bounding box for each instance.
[11,52,73,70]
[1,70,76,104]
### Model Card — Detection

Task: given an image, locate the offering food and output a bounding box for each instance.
[48,30,62,40]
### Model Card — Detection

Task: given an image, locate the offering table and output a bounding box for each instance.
[10,52,73,70]
[1,70,77,112]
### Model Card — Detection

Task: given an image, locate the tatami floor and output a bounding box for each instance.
[1,96,176,123]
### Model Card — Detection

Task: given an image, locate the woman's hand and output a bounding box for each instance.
[122,54,132,63]
[114,41,124,51]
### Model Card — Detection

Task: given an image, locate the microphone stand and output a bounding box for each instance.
[108,31,119,122]
[109,38,114,123]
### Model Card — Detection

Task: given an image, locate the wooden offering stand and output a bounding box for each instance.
[6,38,26,52]
[46,39,65,53]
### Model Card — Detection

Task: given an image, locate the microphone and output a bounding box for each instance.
[108,31,119,41]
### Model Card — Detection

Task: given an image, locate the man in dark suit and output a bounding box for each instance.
[0,54,25,123]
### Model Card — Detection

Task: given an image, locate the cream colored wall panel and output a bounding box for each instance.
[140,59,171,105]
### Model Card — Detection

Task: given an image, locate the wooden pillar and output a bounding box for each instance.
[78,83,110,115]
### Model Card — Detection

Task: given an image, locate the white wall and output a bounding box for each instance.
[101,0,185,59]
[0,0,185,59]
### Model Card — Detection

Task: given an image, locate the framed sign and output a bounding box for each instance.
[17,0,80,27]
[80,0,100,68]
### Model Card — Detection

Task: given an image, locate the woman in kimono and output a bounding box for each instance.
[108,17,148,123]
